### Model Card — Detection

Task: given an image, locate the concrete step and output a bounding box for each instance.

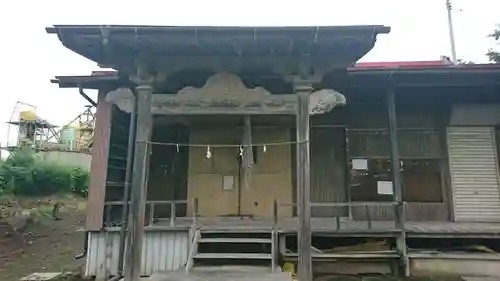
[147,267,291,281]
[194,253,272,260]
[199,238,272,244]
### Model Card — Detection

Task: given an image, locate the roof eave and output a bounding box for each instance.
[47,25,391,71]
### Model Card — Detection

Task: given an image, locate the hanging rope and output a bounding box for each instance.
[241,116,254,189]
[136,140,308,148]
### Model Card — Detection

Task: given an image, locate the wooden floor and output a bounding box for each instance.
[154,217,500,237]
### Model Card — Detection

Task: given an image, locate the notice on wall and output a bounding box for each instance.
[352,159,368,170]
[223,175,234,191]
[377,181,394,195]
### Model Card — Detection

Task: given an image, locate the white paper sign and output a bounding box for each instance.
[223,176,234,190]
[377,181,394,195]
[352,159,368,170]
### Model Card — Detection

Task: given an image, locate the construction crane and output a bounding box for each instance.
[5,101,95,153]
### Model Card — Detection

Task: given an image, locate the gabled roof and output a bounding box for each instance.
[46,25,390,71]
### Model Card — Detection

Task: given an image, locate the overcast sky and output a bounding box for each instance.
[0,0,498,146]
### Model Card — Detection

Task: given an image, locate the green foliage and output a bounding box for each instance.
[0,149,89,197]
[488,25,500,63]
[70,168,89,197]
[0,162,11,195]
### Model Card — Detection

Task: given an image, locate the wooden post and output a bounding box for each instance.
[193,198,199,225]
[86,90,112,231]
[295,84,312,281]
[273,199,279,227]
[118,89,137,275]
[386,89,409,276]
[124,84,153,281]
[149,202,155,226]
[170,201,176,227]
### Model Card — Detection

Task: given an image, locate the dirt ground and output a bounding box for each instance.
[0,196,86,281]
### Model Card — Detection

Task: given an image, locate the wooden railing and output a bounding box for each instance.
[104,199,447,229]
[317,201,401,230]
[104,199,194,227]
[274,201,401,231]
[352,202,448,221]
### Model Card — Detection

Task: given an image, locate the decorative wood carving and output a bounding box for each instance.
[105,73,346,115]
[309,89,347,115]
[157,73,296,115]
[105,87,135,112]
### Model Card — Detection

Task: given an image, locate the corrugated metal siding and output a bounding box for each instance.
[310,128,347,217]
[447,127,500,222]
[85,230,189,277]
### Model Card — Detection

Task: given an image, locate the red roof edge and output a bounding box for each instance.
[87,57,499,77]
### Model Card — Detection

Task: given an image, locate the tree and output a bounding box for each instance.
[487,25,500,63]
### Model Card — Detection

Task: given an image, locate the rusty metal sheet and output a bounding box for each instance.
[85,230,189,277]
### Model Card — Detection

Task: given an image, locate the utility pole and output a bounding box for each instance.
[446,0,458,64]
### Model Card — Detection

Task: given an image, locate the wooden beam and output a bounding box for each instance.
[295,84,313,281]
[107,90,347,115]
[97,54,355,75]
[86,89,112,231]
[124,84,153,281]
[386,89,409,276]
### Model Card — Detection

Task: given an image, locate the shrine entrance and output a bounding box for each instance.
[48,24,392,281]
[184,118,294,219]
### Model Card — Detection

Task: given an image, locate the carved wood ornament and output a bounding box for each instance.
[105,73,346,115]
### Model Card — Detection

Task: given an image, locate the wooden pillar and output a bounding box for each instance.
[387,89,403,225]
[386,89,409,276]
[295,83,313,281]
[118,89,138,275]
[124,84,153,281]
[86,89,112,231]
